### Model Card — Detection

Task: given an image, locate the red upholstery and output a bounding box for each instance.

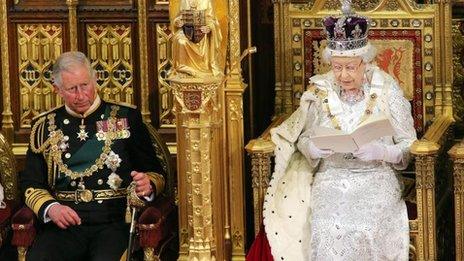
[11,207,36,248]
[138,196,176,250]
[0,203,11,226]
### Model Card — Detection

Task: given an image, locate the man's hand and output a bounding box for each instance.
[48,204,81,229]
[131,171,153,198]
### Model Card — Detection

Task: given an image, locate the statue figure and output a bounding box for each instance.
[171,0,223,78]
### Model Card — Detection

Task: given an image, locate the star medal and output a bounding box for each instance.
[77,119,89,141]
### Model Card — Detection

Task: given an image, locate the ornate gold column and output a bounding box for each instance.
[171,77,223,261]
[137,0,151,122]
[225,0,246,259]
[437,0,453,117]
[411,140,439,260]
[66,0,78,51]
[0,0,13,142]
[449,141,464,261]
[273,0,291,115]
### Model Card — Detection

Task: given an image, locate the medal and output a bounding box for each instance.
[77,119,89,141]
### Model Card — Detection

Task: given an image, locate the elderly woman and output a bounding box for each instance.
[249,3,416,261]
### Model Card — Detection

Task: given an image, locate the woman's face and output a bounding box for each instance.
[330,56,366,90]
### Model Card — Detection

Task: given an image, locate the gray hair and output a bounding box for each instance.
[322,43,377,64]
[52,51,95,87]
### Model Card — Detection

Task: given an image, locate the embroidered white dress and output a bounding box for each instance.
[296,67,416,260]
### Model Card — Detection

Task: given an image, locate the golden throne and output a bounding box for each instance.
[246,0,454,260]
[1,122,175,261]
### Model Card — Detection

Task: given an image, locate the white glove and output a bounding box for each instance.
[305,140,334,159]
[353,141,403,164]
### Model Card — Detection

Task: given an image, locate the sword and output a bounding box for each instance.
[126,181,145,261]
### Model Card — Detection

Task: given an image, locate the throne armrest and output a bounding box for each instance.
[245,114,288,235]
[11,207,36,248]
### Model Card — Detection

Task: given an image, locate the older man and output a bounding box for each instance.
[20,51,165,260]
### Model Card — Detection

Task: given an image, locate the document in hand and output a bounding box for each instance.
[310,115,396,153]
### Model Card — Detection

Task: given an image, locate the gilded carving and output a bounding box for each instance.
[415,155,436,189]
[170,0,225,77]
[143,247,155,261]
[385,0,400,11]
[0,133,18,201]
[449,143,464,260]
[138,0,151,122]
[454,158,464,194]
[156,24,175,127]
[452,21,464,133]
[170,79,220,113]
[1,0,13,140]
[321,0,380,11]
[292,2,314,11]
[17,24,63,128]
[86,24,134,104]
[228,97,243,121]
[249,151,272,234]
[229,0,240,74]
[66,0,79,51]
[233,230,243,248]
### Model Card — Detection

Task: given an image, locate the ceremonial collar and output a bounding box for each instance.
[65,95,101,118]
[310,66,384,116]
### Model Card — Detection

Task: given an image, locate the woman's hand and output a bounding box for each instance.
[307,140,334,159]
[353,141,402,164]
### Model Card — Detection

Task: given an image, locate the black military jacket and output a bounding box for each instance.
[20,98,165,224]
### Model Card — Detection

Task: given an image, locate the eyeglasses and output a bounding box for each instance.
[331,60,363,73]
[62,83,92,94]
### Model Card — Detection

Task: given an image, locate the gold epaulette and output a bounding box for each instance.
[104,99,137,109]
[30,107,62,153]
[31,105,64,121]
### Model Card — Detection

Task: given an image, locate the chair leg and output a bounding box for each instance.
[143,247,158,261]
[17,246,27,261]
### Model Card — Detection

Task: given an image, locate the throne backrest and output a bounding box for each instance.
[273,0,454,137]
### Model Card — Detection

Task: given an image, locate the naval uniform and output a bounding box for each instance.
[20,97,165,261]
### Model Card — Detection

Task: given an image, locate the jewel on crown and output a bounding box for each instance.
[323,0,370,52]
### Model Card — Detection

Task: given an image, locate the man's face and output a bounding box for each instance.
[331,56,366,90]
[55,65,97,114]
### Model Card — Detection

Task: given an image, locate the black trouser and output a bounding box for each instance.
[27,221,129,261]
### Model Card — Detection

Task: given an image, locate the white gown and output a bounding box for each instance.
[297,68,416,260]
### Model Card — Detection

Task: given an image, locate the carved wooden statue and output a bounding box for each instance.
[171,0,223,77]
